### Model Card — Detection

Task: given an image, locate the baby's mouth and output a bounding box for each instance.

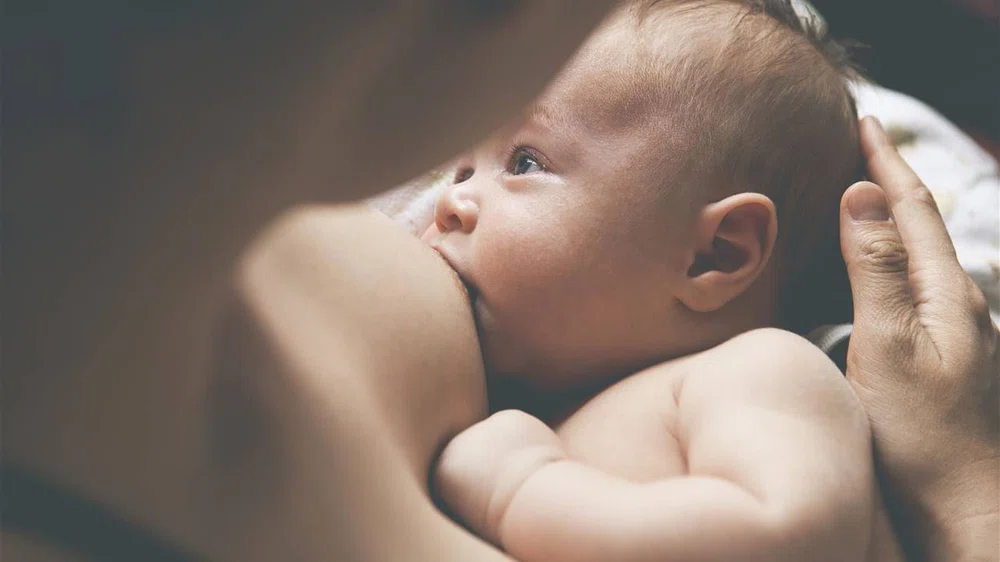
[453,268,479,304]
[430,245,478,303]
[461,276,479,302]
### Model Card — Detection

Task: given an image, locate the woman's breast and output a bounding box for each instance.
[554,366,688,483]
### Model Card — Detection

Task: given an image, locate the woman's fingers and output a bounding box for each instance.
[859,118,969,316]
[860,117,959,266]
[840,181,925,363]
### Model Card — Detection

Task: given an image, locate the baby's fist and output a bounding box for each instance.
[433,410,565,546]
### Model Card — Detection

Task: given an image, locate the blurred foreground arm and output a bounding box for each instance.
[8,2,616,560]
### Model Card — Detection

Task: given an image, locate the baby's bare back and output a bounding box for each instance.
[554,359,688,482]
[437,329,887,560]
[547,329,901,561]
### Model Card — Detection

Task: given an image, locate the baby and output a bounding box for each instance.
[424,1,896,560]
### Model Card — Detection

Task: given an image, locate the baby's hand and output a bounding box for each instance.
[433,410,566,546]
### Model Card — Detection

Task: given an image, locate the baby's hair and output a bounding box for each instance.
[628,0,865,334]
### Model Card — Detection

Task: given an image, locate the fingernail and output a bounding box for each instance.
[848,182,890,222]
[865,116,890,143]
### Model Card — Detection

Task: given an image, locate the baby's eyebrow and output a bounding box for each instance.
[511,103,585,170]
[524,102,568,133]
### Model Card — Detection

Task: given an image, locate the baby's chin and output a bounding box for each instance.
[479,328,594,392]
[481,342,619,420]
[481,326,652,402]
[474,300,633,392]
[476,318,534,383]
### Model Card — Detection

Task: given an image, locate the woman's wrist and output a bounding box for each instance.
[921,507,997,562]
[901,461,999,561]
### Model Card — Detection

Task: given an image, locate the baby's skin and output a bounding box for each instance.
[435,328,901,561]
[423,3,903,560]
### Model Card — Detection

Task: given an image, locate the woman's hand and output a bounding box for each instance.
[839,116,999,561]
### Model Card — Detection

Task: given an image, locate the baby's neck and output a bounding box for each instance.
[487,367,637,426]
[488,282,782,425]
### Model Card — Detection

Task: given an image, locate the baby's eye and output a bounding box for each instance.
[454,167,474,184]
[509,148,544,175]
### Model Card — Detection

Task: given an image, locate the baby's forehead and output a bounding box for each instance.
[544,38,658,132]
[538,8,718,139]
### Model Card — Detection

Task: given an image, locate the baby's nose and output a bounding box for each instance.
[434,179,479,234]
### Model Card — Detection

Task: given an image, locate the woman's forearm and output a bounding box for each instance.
[932,514,999,562]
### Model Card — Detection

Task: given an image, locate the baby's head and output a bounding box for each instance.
[424,0,861,389]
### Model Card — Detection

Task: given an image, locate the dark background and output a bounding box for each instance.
[811,0,999,155]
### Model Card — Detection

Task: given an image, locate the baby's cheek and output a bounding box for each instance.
[484,229,573,301]
[483,237,591,338]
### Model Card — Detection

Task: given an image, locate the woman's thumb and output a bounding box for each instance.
[840,182,915,331]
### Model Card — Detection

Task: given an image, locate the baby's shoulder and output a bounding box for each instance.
[695,327,838,371]
[674,328,861,422]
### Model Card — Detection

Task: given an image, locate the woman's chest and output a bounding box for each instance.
[553,368,688,483]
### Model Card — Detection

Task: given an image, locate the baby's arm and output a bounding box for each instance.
[434,329,875,562]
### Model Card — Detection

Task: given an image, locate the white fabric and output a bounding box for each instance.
[368,172,448,238]
[807,323,854,356]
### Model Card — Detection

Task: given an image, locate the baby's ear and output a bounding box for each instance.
[677,193,777,313]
